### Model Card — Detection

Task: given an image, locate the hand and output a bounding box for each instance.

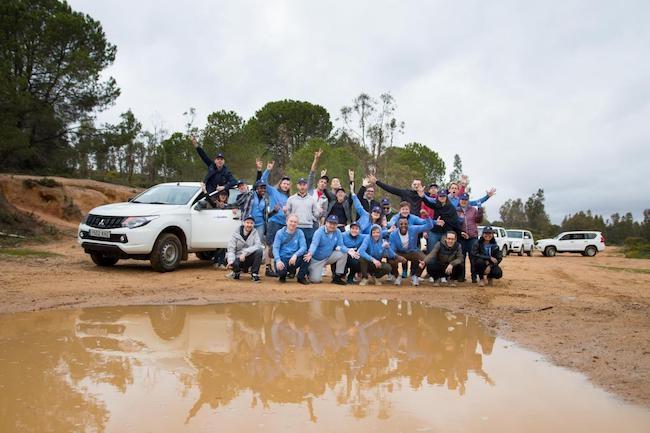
[239,253,246,262]
[388,225,396,233]
[460,174,468,187]
[435,217,444,227]
[487,187,496,197]
[303,252,312,262]
[348,250,360,259]
[267,160,275,171]
[372,259,381,268]
[232,209,238,215]
[382,241,389,248]
[419,260,426,269]
[362,177,370,187]
[423,231,429,239]
[348,169,355,182]
[320,169,327,177]
[227,261,233,269]
[445,264,453,275]
[200,182,207,193]
[216,185,225,192]
[289,255,297,266]
[190,135,199,148]
[273,204,281,212]
[282,205,289,213]
[368,174,377,184]
[276,261,285,271]
[461,232,469,239]
[490,257,498,264]
[314,148,323,160]
[255,158,262,171]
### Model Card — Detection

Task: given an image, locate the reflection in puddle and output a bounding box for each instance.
[0,301,648,433]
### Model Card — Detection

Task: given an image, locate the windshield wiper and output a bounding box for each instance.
[140,201,169,205]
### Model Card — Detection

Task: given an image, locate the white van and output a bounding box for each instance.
[535,231,606,257]
[506,229,535,256]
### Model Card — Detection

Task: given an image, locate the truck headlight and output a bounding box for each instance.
[122,216,159,229]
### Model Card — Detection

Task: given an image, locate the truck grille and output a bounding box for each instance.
[86,215,125,229]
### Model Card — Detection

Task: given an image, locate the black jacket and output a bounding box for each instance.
[471,238,503,264]
[196,147,237,194]
[421,195,461,234]
[375,180,422,212]
[357,185,380,212]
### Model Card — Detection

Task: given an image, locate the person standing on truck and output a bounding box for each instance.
[191,136,237,197]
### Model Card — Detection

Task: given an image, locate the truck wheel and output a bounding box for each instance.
[150,233,182,272]
[196,251,214,261]
[503,246,509,256]
[90,253,119,267]
[544,246,557,257]
[518,248,524,256]
[527,248,533,257]
[584,246,597,257]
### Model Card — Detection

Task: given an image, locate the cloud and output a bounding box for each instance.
[69,0,650,223]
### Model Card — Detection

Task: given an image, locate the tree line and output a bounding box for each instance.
[1,0,647,248]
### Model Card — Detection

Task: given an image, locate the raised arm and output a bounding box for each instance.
[351,194,368,218]
[192,136,213,167]
[469,188,496,206]
[413,218,434,234]
[307,149,322,191]
[371,174,408,198]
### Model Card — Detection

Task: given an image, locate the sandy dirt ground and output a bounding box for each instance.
[0,237,648,409]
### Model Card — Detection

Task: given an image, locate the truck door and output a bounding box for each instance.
[190,193,242,249]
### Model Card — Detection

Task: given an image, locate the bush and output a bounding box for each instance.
[22,177,62,189]
[623,238,650,259]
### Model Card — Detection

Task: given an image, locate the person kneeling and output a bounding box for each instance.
[304,215,358,285]
[358,224,403,286]
[422,231,464,287]
[226,214,263,282]
[471,226,503,287]
[272,214,310,285]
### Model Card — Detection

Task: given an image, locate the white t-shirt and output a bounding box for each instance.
[400,233,409,249]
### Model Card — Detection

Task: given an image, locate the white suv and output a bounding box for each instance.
[477,226,509,255]
[535,231,606,257]
[506,229,535,256]
[77,182,242,272]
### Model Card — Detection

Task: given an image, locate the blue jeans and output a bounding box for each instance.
[300,227,316,248]
[426,231,443,253]
[277,256,309,280]
[460,237,478,281]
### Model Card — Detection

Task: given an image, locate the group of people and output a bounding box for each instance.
[192,138,503,287]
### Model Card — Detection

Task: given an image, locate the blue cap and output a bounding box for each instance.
[297,177,308,184]
[371,205,382,213]
[380,198,390,206]
[349,221,360,228]
[460,193,469,200]
[254,180,266,188]
[236,179,247,185]
[483,226,494,234]
[243,214,255,221]
[326,215,339,224]
[215,152,225,159]
[438,189,448,197]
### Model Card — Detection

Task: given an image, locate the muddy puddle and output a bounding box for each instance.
[1,300,648,433]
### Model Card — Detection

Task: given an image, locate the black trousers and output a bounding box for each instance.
[474,260,503,279]
[345,256,361,277]
[426,261,464,280]
[233,249,263,274]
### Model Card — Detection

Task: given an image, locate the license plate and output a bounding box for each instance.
[89,228,111,238]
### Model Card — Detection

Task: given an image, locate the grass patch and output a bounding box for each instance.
[0,247,60,258]
[591,265,650,275]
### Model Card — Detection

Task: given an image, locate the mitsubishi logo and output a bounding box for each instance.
[99,219,105,227]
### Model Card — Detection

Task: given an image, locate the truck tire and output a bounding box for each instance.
[544,246,557,257]
[90,252,119,267]
[150,233,183,272]
[584,246,598,257]
[196,251,214,261]
[518,248,524,256]
[527,248,533,257]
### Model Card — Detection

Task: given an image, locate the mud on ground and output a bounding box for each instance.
[1,239,649,407]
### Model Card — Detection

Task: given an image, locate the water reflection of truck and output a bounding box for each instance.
[74,306,233,364]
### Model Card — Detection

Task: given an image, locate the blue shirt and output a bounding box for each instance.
[342,231,366,250]
[261,169,290,225]
[388,213,429,228]
[308,226,348,261]
[351,194,388,236]
[389,219,433,254]
[272,227,307,261]
[359,228,396,261]
[251,193,266,226]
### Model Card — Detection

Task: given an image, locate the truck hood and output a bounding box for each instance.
[88,202,186,216]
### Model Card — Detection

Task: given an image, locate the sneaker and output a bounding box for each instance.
[433,279,440,287]
[297,277,310,285]
[265,268,278,278]
[472,278,478,284]
[227,271,240,280]
[429,277,434,283]
[346,276,355,285]
[332,275,347,286]
[359,278,369,286]
[487,278,494,286]
[450,281,457,287]
[440,277,448,285]
[478,280,485,287]
[394,276,402,286]
[251,274,261,283]
[386,274,394,282]
[287,272,296,279]
[279,276,286,283]
[411,276,419,286]
[374,278,382,286]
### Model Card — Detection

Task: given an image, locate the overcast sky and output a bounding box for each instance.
[68,0,650,223]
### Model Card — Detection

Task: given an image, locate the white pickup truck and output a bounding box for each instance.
[77,182,242,272]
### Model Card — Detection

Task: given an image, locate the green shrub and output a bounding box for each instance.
[624,239,650,259]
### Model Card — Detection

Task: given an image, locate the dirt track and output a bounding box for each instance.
[1,237,649,408]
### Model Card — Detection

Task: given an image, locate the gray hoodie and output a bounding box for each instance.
[227,226,263,263]
[285,192,321,229]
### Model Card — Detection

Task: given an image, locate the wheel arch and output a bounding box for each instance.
[157,226,189,260]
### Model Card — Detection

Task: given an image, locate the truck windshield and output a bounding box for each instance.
[506,231,523,238]
[132,185,199,205]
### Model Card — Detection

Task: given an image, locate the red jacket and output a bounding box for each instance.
[457,205,483,238]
